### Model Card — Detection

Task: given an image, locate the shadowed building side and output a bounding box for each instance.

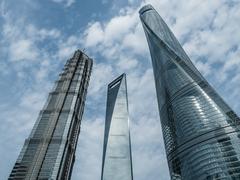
[9,50,92,180]
[140,4,240,180]
[101,74,133,180]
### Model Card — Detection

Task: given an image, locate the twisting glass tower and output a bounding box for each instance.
[140,4,240,180]
[9,50,92,180]
[101,74,133,180]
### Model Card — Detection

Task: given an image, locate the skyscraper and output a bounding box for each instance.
[140,4,240,179]
[9,50,92,180]
[101,74,133,180]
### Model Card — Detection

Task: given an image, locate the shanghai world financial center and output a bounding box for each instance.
[8,3,239,180]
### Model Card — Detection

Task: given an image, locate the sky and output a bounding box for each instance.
[0,0,240,179]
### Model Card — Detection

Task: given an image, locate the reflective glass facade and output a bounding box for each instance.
[140,4,240,180]
[101,74,133,180]
[9,50,92,180]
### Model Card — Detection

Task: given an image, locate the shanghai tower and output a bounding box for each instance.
[9,50,92,179]
[140,4,240,180]
[101,74,133,180]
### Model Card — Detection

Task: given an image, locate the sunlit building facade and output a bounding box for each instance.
[9,50,92,179]
[101,74,133,180]
[140,4,240,180]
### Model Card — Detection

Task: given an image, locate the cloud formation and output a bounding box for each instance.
[74,0,240,179]
[51,0,75,7]
[0,0,239,179]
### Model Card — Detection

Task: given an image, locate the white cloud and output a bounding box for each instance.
[57,35,80,60]
[72,117,104,179]
[83,7,141,53]
[88,62,114,97]
[51,0,75,7]
[9,39,39,61]
[121,23,148,55]
[1,0,240,179]
[131,117,169,180]
[0,0,6,17]
[27,25,61,40]
[104,12,138,43]
[2,16,62,63]
[117,57,138,70]
[78,1,240,180]
[84,22,104,47]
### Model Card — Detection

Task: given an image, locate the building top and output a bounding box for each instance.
[139,4,154,15]
[108,73,126,89]
[74,49,93,61]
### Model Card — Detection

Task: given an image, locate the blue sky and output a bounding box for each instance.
[0,0,240,179]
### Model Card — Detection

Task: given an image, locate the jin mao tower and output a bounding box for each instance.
[9,50,92,180]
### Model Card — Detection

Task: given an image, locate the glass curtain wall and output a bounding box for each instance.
[9,50,92,180]
[140,4,240,180]
[101,74,133,180]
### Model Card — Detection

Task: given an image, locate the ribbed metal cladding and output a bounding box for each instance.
[140,4,240,180]
[9,50,92,180]
[101,74,133,180]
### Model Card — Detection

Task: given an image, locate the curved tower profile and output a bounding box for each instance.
[101,74,133,180]
[140,4,240,180]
